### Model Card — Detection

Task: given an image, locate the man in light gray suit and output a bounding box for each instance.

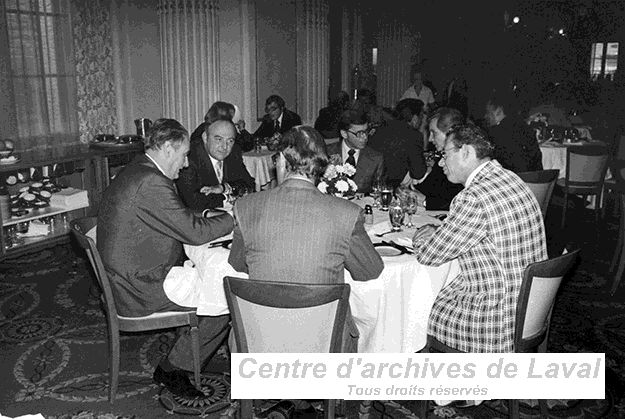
[228,125,384,351]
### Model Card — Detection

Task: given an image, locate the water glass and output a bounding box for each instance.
[380,189,393,211]
[371,180,382,208]
[403,196,418,228]
[389,205,404,232]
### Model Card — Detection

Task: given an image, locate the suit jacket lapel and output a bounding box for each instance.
[195,141,218,185]
[356,147,373,173]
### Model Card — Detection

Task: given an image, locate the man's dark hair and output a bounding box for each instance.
[338,109,368,131]
[446,123,494,159]
[266,95,286,109]
[204,101,234,124]
[278,126,329,182]
[429,107,464,133]
[396,98,424,119]
[145,118,188,151]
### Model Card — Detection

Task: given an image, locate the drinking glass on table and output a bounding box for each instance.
[380,184,393,211]
[402,195,418,228]
[389,200,404,232]
[371,179,382,208]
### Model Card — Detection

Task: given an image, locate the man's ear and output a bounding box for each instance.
[201,131,208,142]
[340,129,347,139]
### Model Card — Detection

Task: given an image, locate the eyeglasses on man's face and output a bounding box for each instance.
[440,146,459,160]
[347,128,373,138]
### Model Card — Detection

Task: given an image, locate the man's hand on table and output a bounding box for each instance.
[200,185,224,195]
[412,224,437,249]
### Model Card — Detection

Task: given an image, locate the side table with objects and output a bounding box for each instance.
[0,145,93,259]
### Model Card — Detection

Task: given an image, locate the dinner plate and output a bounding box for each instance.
[374,243,404,257]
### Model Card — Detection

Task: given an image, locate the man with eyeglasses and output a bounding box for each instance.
[412,123,547,354]
[326,109,384,194]
[253,95,302,139]
[177,119,255,210]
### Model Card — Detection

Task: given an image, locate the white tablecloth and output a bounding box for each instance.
[242,150,276,191]
[541,141,607,179]
[163,197,457,353]
[540,144,568,178]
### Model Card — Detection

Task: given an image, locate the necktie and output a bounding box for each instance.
[346,149,356,168]
[215,161,223,183]
[274,119,280,133]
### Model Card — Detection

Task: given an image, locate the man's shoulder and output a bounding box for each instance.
[361,145,383,160]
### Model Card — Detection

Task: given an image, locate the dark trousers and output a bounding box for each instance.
[158,300,231,372]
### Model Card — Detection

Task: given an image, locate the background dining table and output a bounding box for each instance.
[163,196,458,353]
[540,139,607,179]
[242,149,277,191]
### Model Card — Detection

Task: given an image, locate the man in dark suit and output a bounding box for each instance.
[229,125,383,352]
[326,110,384,194]
[367,102,427,189]
[252,95,302,139]
[98,119,234,398]
[485,90,543,173]
[177,119,255,210]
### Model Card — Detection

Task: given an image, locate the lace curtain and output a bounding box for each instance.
[4,0,79,151]
[158,0,220,134]
[376,21,420,108]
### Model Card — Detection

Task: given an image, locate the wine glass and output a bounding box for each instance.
[389,202,405,232]
[403,196,418,228]
[371,179,382,208]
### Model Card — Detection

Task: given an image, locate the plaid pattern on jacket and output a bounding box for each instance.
[414,160,547,352]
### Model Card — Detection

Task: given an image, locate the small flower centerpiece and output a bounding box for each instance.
[317,163,358,199]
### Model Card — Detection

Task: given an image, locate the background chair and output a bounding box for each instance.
[423,250,580,419]
[223,276,350,419]
[71,216,201,402]
[557,145,609,229]
[517,169,559,218]
[605,160,625,295]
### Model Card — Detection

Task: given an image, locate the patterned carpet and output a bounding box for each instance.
[0,200,623,418]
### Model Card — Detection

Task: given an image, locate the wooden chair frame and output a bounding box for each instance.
[517,169,560,218]
[559,145,609,229]
[223,276,350,419]
[422,250,579,419]
[71,217,201,402]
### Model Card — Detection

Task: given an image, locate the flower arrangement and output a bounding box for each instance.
[317,163,358,198]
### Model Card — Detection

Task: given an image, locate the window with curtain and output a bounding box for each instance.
[4,0,78,150]
[590,42,619,81]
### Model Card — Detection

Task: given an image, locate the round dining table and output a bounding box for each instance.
[163,197,458,353]
[242,149,277,191]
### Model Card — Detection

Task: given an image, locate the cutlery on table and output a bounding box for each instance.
[375,230,393,237]
[208,239,232,248]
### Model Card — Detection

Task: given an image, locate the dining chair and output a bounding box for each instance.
[605,160,625,295]
[423,249,580,419]
[557,145,609,230]
[516,169,560,218]
[223,276,350,419]
[71,216,201,402]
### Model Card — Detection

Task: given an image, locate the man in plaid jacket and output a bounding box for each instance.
[413,124,547,353]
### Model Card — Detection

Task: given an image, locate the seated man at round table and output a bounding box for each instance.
[228,125,384,352]
[412,123,547,354]
[176,119,255,210]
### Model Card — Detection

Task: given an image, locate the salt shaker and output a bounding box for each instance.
[364,204,373,225]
